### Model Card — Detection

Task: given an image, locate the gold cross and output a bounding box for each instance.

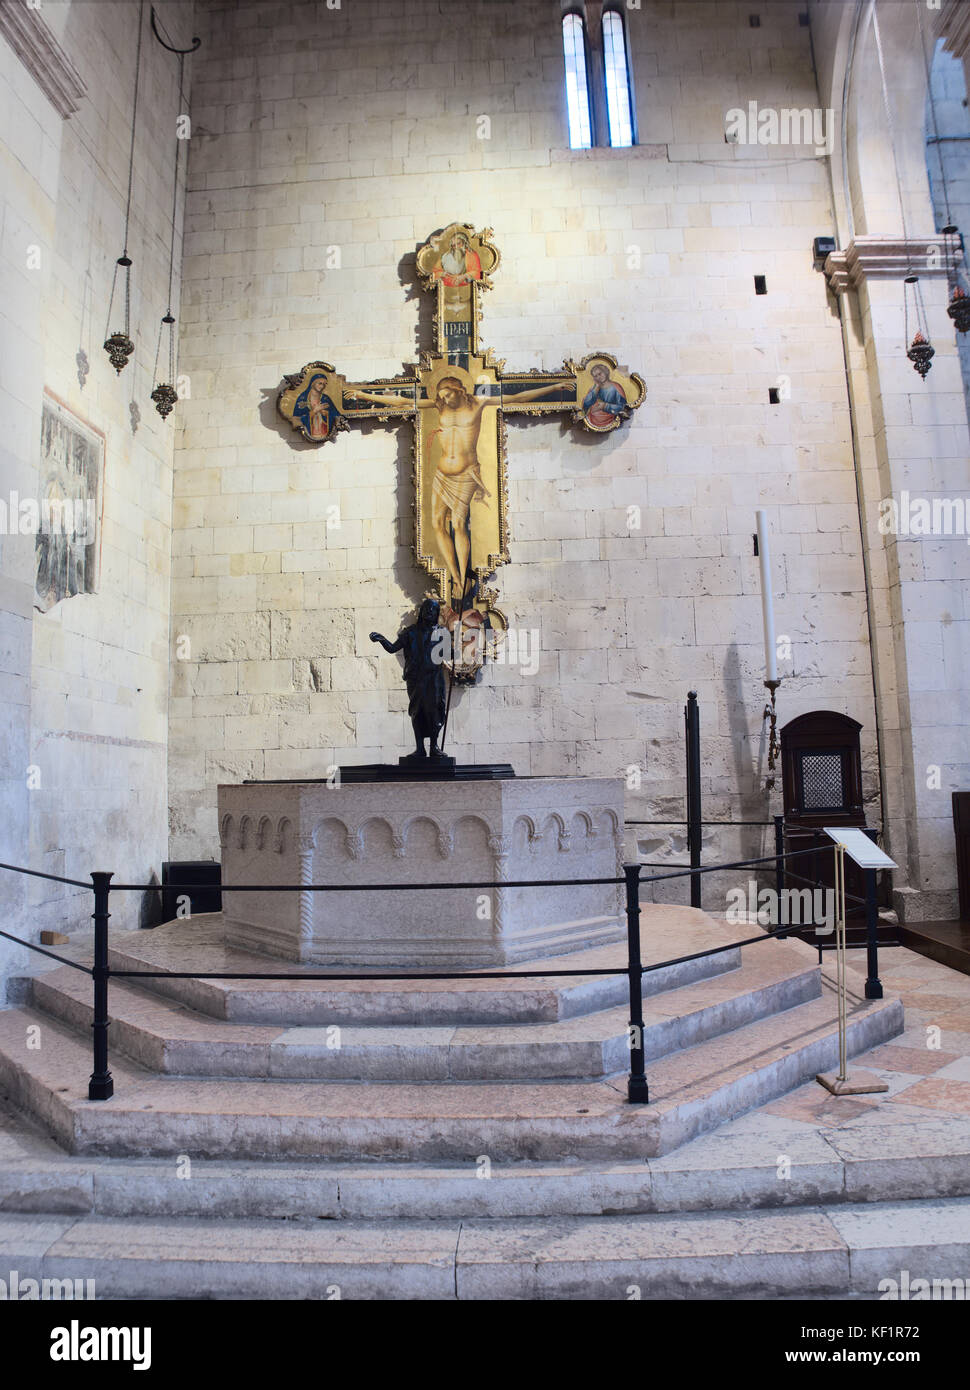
[277,222,645,678]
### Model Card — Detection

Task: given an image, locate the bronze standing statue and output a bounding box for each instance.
[370,598,451,763]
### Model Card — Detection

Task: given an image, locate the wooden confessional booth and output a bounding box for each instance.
[779,710,875,930]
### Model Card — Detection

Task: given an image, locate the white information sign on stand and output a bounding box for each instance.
[815,828,893,1098]
[822,827,896,871]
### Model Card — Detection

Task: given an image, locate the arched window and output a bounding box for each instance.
[602,6,635,148]
[562,11,593,150]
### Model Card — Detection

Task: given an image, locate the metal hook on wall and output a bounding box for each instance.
[150,5,201,54]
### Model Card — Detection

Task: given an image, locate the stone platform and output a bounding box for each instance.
[0,908,902,1161]
[217,776,626,967]
[0,907,921,1296]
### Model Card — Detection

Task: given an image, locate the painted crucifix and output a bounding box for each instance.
[277,222,645,680]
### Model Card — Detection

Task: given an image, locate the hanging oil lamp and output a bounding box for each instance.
[921,3,970,342]
[104,3,144,375]
[151,314,178,419]
[904,276,934,380]
[103,256,134,374]
[151,82,180,420]
[148,11,199,419]
[942,226,970,334]
[907,332,935,379]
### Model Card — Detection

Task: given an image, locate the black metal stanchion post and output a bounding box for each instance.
[625,863,649,1103]
[774,814,785,902]
[774,813,787,939]
[685,691,702,909]
[812,829,825,963]
[863,866,883,999]
[88,871,114,1100]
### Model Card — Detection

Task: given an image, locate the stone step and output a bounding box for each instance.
[0,985,902,1161]
[1,1196,967,1298]
[27,944,821,1081]
[3,1108,970,1222]
[97,907,739,1025]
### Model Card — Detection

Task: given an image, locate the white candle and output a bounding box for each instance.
[756,509,778,683]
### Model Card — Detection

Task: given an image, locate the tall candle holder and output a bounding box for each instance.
[755,509,781,790]
[763,677,781,791]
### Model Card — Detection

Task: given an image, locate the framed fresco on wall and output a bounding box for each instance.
[34,391,104,613]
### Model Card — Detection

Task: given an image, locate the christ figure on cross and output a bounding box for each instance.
[345,376,565,597]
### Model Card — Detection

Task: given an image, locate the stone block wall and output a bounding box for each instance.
[0,0,193,964]
[808,0,970,920]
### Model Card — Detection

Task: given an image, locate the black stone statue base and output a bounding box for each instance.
[399,751,456,770]
[337,762,516,782]
[246,764,517,786]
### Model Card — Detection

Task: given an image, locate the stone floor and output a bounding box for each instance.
[757,943,970,1135]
